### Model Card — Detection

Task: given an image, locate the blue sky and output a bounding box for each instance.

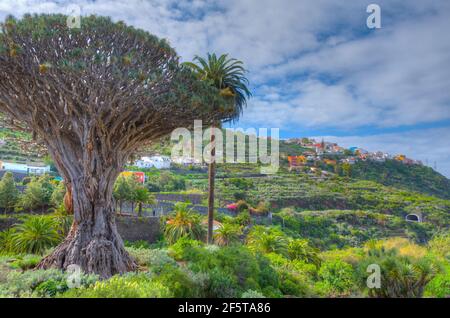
[1,0,449,177]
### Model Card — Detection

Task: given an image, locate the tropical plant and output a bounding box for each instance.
[133,184,155,217]
[113,175,132,215]
[0,228,16,253]
[164,203,205,244]
[18,175,54,211]
[50,182,66,207]
[428,232,450,259]
[11,216,61,254]
[358,247,439,298]
[49,204,73,237]
[214,223,242,246]
[287,239,321,267]
[0,171,19,213]
[0,14,230,277]
[184,53,251,244]
[247,226,288,255]
[424,264,450,298]
[317,259,355,296]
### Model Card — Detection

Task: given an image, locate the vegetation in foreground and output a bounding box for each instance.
[1,222,449,298]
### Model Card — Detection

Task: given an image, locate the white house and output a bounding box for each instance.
[172,156,203,166]
[134,156,171,169]
[0,161,51,175]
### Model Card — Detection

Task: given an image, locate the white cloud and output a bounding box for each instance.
[0,0,449,177]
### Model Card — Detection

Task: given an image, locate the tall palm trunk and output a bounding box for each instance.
[207,125,216,244]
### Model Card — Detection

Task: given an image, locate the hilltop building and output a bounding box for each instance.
[0,161,50,175]
[134,156,171,169]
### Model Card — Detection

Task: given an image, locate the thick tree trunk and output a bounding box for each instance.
[64,183,73,214]
[38,179,136,278]
[37,143,137,279]
[207,126,216,244]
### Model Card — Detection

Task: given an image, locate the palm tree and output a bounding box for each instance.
[12,216,61,254]
[287,239,321,267]
[164,202,205,244]
[214,223,242,246]
[247,226,288,255]
[135,188,155,217]
[183,53,251,244]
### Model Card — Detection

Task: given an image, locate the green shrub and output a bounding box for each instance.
[125,246,153,266]
[317,260,355,296]
[60,273,170,298]
[124,240,151,249]
[181,244,280,297]
[169,237,204,261]
[10,254,41,270]
[203,267,238,298]
[11,216,61,254]
[424,265,450,298]
[0,171,19,212]
[236,200,249,212]
[233,210,251,226]
[50,182,66,207]
[356,247,439,298]
[0,228,16,254]
[18,175,54,211]
[146,249,176,273]
[241,289,266,298]
[126,247,176,272]
[428,232,450,260]
[50,204,73,237]
[153,264,200,298]
[0,269,98,298]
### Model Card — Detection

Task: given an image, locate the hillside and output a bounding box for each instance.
[350,159,450,200]
[0,122,449,201]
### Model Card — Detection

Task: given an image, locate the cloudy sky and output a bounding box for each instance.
[1,0,449,176]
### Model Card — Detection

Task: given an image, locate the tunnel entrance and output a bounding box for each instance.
[405,214,421,222]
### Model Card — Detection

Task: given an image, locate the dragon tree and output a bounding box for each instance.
[0,14,233,278]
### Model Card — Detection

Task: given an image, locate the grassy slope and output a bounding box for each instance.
[350,159,450,200]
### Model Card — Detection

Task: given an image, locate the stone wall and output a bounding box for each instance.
[116,216,161,243]
[0,217,20,232]
[0,216,161,244]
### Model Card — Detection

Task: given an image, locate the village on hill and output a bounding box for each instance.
[284,137,423,169]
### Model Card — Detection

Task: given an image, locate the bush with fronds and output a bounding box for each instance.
[11,216,61,254]
[164,202,205,244]
[287,239,321,267]
[247,226,288,256]
[214,223,242,246]
[0,228,16,254]
[356,246,439,298]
